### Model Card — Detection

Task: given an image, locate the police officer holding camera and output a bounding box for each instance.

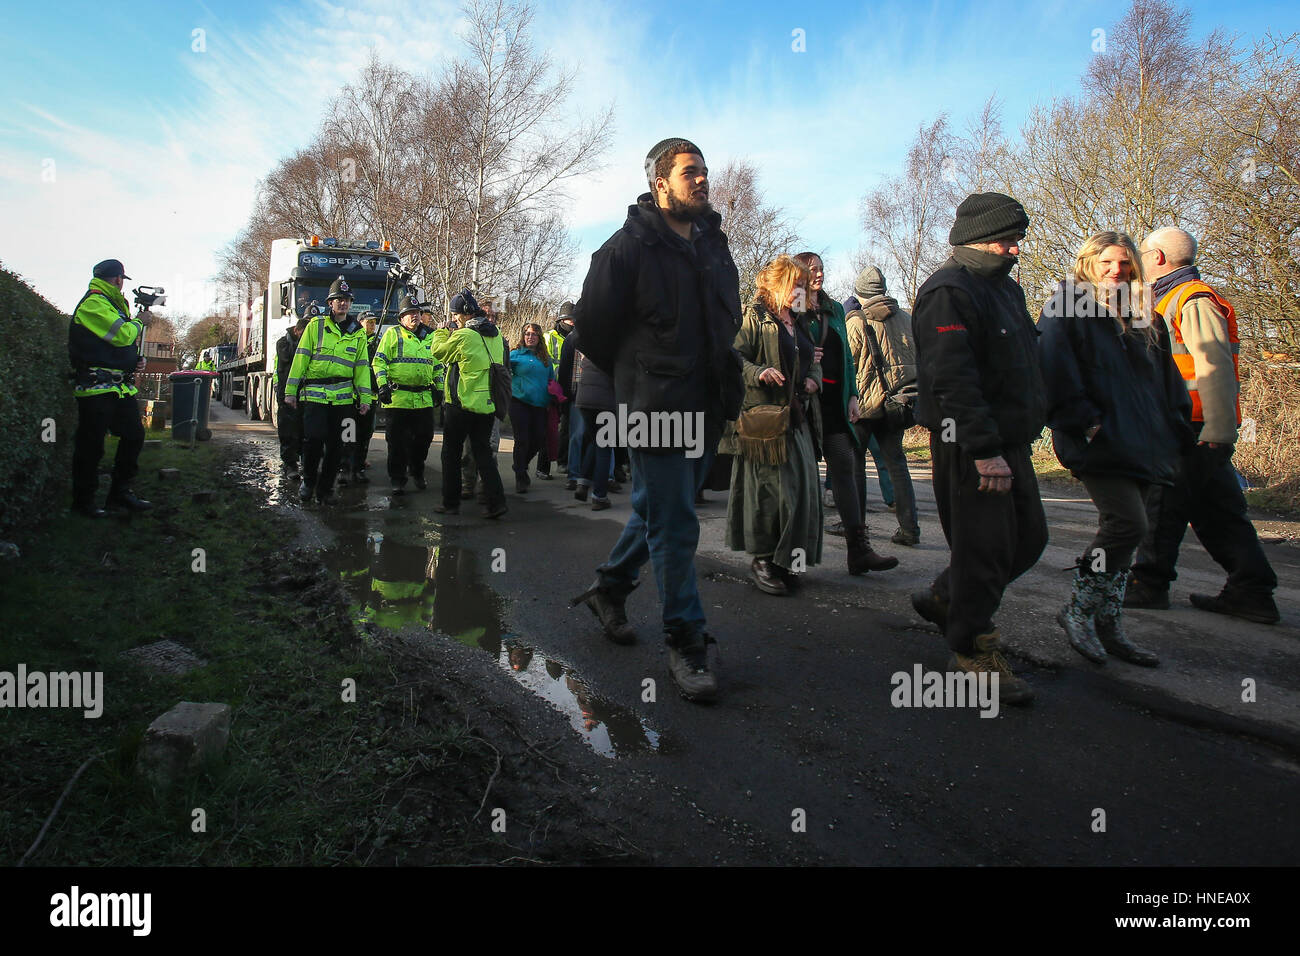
[68,259,153,517]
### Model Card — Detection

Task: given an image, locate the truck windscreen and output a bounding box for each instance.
[292,283,403,321]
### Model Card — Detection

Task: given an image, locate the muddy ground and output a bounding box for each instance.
[213,406,1300,867]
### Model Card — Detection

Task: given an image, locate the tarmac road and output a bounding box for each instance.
[213,406,1300,865]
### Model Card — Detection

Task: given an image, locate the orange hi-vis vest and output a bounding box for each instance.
[1154,279,1241,425]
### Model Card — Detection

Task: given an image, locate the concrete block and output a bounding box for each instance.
[136,701,230,790]
[191,490,218,504]
[158,468,181,480]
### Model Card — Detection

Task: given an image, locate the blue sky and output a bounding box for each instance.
[3,0,1296,314]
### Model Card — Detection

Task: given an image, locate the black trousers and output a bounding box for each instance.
[302,403,352,494]
[276,396,302,468]
[1133,440,1277,597]
[556,407,570,468]
[73,392,144,505]
[821,429,864,530]
[930,438,1048,653]
[350,405,375,473]
[442,405,504,509]
[1078,473,1149,572]
[509,398,548,477]
[386,407,435,483]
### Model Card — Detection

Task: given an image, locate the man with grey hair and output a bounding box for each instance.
[1126,227,1279,624]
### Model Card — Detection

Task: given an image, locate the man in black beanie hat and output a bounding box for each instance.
[909,192,1047,705]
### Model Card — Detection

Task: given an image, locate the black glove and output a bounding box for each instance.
[377,383,394,405]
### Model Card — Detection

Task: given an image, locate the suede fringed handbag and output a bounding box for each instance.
[735,320,803,465]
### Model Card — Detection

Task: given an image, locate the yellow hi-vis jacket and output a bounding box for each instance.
[373,324,436,409]
[1154,279,1241,440]
[69,278,144,398]
[286,312,372,406]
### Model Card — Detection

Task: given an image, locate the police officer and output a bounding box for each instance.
[373,295,437,494]
[275,304,315,480]
[285,276,372,505]
[69,259,152,517]
[341,311,379,485]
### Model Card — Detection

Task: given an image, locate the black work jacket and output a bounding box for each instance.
[1038,280,1194,484]
[575,194,745,440]
[912,251,1046,459]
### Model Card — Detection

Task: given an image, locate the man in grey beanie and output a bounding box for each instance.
[908,192,1048,705]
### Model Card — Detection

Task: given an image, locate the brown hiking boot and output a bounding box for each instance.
[948,630,1034,707]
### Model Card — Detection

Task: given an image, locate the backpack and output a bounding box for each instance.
[475,331,512,421]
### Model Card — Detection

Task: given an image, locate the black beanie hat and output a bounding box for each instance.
[948,192,1030,246]
[645,137,702,188]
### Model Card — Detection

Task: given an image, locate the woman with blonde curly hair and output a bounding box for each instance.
[720,255,824,595]
[1038,230,1194,667]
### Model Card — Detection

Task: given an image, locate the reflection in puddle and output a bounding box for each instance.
[321,520,660,759]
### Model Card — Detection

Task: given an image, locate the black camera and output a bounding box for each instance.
[133,285,166,310]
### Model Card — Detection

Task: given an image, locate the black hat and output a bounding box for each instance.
[396,295,422,318]
[557,300,576,321]
[645,137,702,188]
[360,311,379,322]
[449,289,480,316]
[327,275,354,301]
[948,193,1030,246]
[92,258,130,280]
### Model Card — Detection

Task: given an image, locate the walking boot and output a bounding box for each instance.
[350,469,369,484]
[749,557,788,595]
[571,578,636,644]
[948,630,1033,706]
[1189,588,1281,625]
[574,483,589,502]
[515,473,529,494]
[72,499,106,519]
[847,526,898,574]
[391,478,407,496]
[106,485,153,512]
[1095,571,1160,666]
[1123,574,1170,610]
[1058,568,1108,664]
[299,480,314,502]
[911,587,948,631]
[412,471,427,491]
[891,528,920,546]
[665,625,717,702]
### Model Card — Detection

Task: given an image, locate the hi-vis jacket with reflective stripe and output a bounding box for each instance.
[286,313,372,406]
[373,325,436,409]
[1154,279,1241,443]
[544,328,565,364]
[429,318,503,415]
[69,278,144,398]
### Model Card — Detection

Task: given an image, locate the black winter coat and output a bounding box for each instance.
[912,249,1047,459]
[1038,280,1194,484]
[575,194,745,439]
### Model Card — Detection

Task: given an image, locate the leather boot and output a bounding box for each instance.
[750,557,788,595]
[847,526,898,574]
[1058,568,1108,664]
[1096,571,1160,666]
[106,484,153,512]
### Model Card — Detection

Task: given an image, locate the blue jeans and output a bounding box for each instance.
[567,404,587,481]
[597,446,715,634]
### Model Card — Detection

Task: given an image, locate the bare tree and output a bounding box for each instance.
[449,0,613,292]
[711,159,801,306]
[859,115,961,308]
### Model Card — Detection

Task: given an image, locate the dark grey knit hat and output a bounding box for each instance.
[645,137,703,188]
[949,192,1030,246]
[854,266,887,299]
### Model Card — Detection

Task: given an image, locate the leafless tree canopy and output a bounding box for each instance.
[216,1,612,320]
[858,0,1297,352]
[711,159,801,306]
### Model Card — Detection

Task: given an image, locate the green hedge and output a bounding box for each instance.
[0,266,77,538]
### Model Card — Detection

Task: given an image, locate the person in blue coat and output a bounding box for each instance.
[508,322,555,494]
[1038,231,1194,668]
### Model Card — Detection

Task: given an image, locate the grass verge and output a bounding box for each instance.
[0,433,497,865]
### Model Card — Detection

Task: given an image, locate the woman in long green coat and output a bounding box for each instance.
[720,255,824,596]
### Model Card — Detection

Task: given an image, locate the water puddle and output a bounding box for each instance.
[319,517,661,759]
[225,442,663,757]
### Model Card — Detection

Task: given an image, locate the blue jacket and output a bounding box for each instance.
[509,348,553,407]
